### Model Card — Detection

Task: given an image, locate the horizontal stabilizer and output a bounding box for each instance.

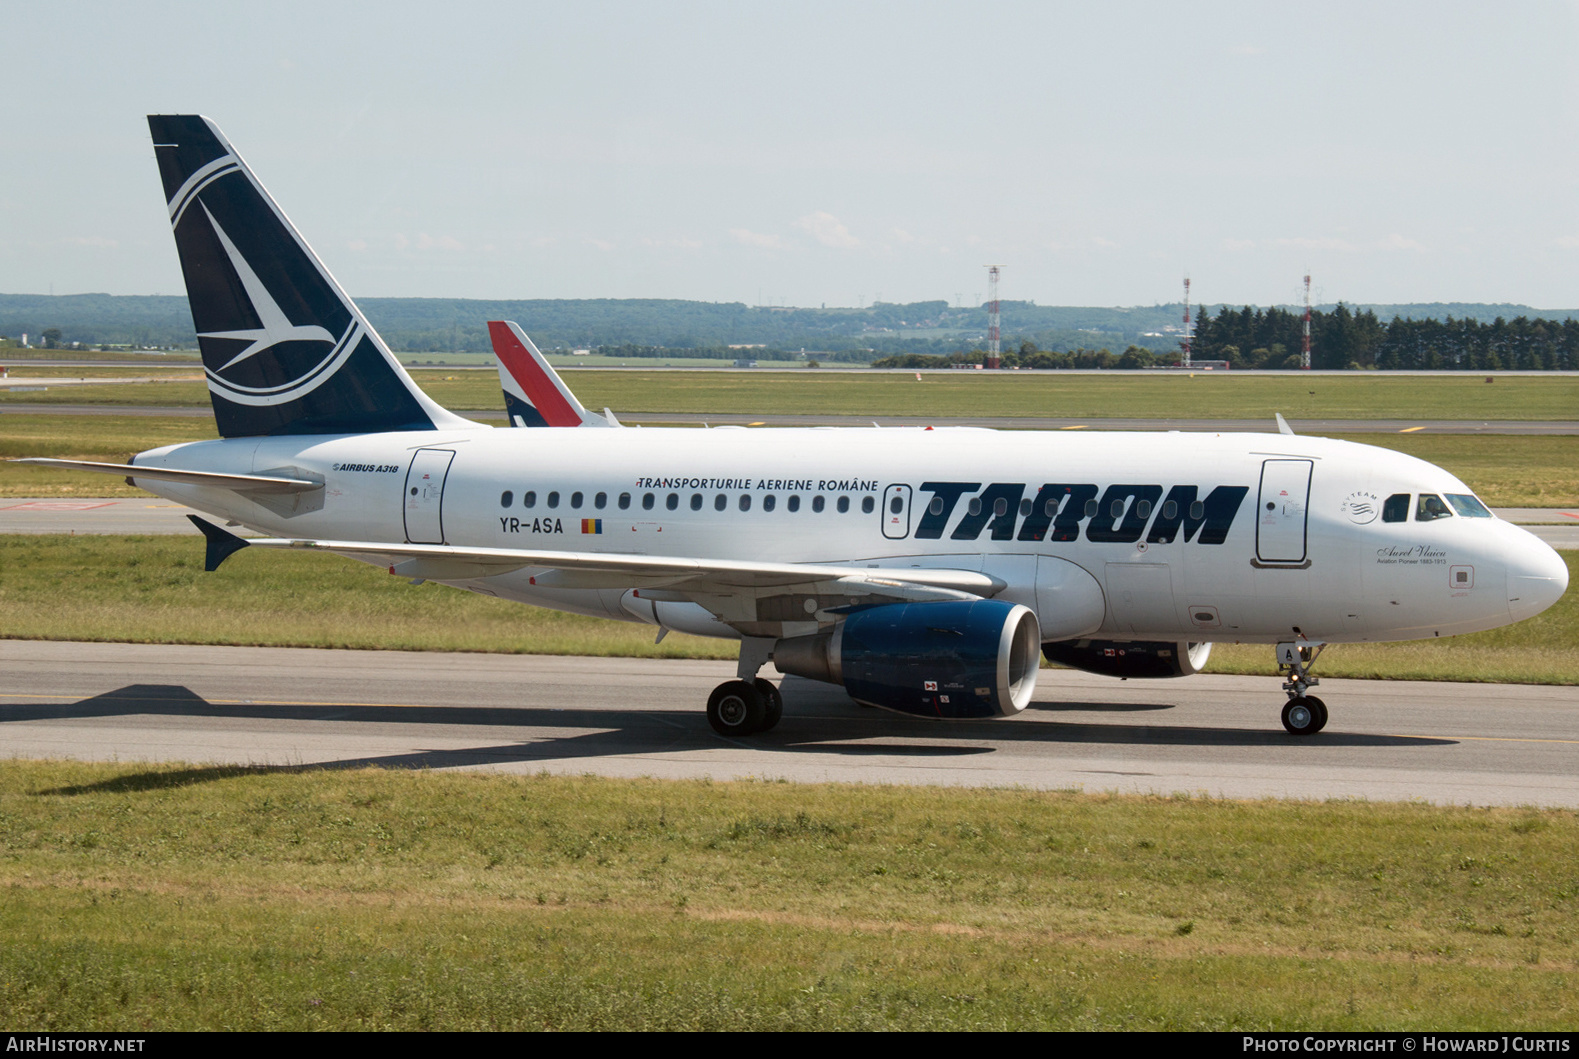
[9,458,322,493]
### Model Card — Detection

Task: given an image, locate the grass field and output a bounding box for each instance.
[0,536,1572,683]
[2,762,1576,1030]
[4,368,1578,420]
[4,412,1577,505]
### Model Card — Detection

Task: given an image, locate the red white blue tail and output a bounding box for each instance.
[489,320,615,428]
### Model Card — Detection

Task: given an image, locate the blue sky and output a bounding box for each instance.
[4,1,1578,308]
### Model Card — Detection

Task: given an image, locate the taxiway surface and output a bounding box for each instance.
[3,641,1576,807]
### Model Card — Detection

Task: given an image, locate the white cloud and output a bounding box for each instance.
[795,211,860,249]
[1380,233,1425,251]
[1275,236,1358,252]
[730,228,784,249]
[1221,238,1256,251]
[416,233,465,251]
[1273,234,1425,253]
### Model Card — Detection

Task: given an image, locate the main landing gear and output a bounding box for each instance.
[1276,640,1328,735]
[706,637,783,737]
[705,678,783,736]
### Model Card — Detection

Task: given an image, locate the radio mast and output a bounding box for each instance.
[1181,275,1193,368]
[984,265,1002,369]
[1302,274,1313,370]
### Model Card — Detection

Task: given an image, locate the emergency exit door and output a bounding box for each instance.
[403,449,455,544]
[1256,458,1313,563]
[882,484,912,539]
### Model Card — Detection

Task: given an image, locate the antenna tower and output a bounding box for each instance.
[1181,276,1193,368]
[985,265,1002,369]
[1301,273,1312,370]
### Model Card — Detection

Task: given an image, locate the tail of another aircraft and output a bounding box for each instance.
[148,115,473,438]
[489,320,615,427]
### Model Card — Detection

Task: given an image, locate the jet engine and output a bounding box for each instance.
[1041,639,1212,678]
[773,599,1041,719]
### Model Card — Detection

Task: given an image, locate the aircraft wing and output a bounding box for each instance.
[188,517,1001,601]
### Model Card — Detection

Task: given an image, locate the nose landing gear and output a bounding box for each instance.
[1277,641,1328,735]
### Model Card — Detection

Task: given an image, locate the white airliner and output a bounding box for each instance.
[17,116,1569,738]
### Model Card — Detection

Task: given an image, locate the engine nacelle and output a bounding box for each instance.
[774,599,1041,719]
[1041,639,1212,678]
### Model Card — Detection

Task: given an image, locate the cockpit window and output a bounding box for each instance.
[1382,494,1410,523]
[1415,493,1453,521]
[1446,493,1493,518]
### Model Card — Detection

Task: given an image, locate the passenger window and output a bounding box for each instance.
[1189,501,1204,520]
[992,497,1008,517]
[642,493,654,510]
[835,496,848,513]
[714,494,726,511]
[666,493,679,511]
[1162,500,1177,519]
[570,491,583,509]
[619,493,631,510]
[1382,494,1409,522]
[788,495,801,512]
[547,491,560,508]
[595,492,607,509]
[967,497,982,516]
[890,496,904,515]
[929,497,944,515]
[1045,499,1058,517]
[764,494,776,512]
[1084,499,1099,518]
[812,495,825,513]
[523,491,537,509]
[1416,494,1452,521]
[689,493,702,511]
[862,496,875,514]
[1109,499,1124,520]
[1136,499,1152,519]
[739,494,752,512]
[1019,498,1031,517]
[500,491,513,508]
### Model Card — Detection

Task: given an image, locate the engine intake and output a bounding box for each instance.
[774,599,1041,718]
[1041,639,1212,678]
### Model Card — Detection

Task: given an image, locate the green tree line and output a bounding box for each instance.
[1194,305,1579,370]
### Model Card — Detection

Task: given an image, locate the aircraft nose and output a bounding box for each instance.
[1504,527,1569,623]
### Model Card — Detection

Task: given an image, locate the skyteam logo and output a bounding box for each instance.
[189,202,361,408]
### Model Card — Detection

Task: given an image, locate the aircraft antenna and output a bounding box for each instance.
[985,265,1002,369]
[1181,275,1193,368]
[1302,273,1313,370]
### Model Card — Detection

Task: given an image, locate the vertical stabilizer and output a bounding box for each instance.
[148,115,475,437]
[488,320,612,427]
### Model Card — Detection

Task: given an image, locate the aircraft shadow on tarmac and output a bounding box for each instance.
[3,681,1458,792]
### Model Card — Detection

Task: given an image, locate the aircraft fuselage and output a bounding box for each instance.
[131,424,1565,648]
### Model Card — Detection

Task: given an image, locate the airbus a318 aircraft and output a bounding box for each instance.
[19,116,1568,738]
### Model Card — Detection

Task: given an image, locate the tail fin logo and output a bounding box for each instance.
[189,202,361,407]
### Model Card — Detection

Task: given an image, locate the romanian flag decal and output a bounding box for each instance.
[581,518,602,534]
